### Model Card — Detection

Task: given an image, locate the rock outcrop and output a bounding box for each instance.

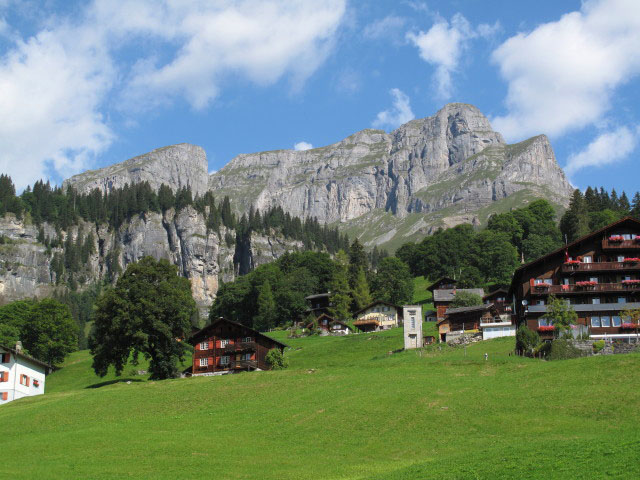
[63,144,209,197]
[209,104,573,248]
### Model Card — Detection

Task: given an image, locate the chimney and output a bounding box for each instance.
[15,341,22,353]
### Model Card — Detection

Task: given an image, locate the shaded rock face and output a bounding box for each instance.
[63,144,209,197]
[209,103,573,229]
[0,210,301,317]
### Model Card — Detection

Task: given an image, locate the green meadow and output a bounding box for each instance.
[2,328,639,479]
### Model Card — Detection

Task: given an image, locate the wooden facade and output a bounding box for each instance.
[189,318,287,375]
[509,217,640,341]
[437,304,501,342]
[483,288,513,316]
[428,278,485,322]
[306,313,352,335]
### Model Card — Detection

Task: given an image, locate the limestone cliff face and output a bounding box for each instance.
[0,210,301,316]
[63,144,209,197]
[209,103,573,234]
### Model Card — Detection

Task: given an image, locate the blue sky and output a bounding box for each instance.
[1,0,639,197]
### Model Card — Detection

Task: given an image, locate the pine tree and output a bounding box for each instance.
[329,250,352,322]
[254,280,277,331]
[632,192,640,220]
[351,266,372,313]
[348,238,368,288]
[559,189,590,242]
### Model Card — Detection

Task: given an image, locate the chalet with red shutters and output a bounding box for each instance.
[510,217,640,342]
[306,313,353,335]
[189,318,287,376]
[428,277,484,322]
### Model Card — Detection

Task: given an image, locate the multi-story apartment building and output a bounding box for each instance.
[510,217,640,341]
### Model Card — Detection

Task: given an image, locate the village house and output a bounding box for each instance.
[189,318,287,376]
[304,293,332,319]
[483,288,513,317]
[0,342,54,404]
[353,300,403,332]
[306,313,353,335]
[428,277,485,322]
[510,217,640,342]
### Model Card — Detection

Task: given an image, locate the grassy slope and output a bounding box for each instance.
[2,329,639,479]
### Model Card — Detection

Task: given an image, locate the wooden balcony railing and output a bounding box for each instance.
[602,238,640,250]
[532,282,640,295]
[561,261,640,273]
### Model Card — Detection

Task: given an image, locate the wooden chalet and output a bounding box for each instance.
[189,318,287,375]
[306,313,353,335]
[483,288,513,316]
[509,217,640,342]
[428,277,485,322]
[354,300,403,332]
[437,304,501,342]
[304,293,332,318]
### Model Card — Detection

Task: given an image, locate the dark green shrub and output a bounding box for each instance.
[549,339,584,360]
[515,324,540,356]
[592,340,605,353]
[265,348,288,370]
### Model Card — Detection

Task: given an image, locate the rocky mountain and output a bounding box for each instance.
[0,102,573,315]
[209,103,573,249]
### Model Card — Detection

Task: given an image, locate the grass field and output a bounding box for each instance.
[2,327,640,479]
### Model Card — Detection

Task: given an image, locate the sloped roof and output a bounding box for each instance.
[427,277,457,292]
[483,288,508,301]
[433,288,485,302]
[305,293,330,300]
[0,343,55,372]
[354,300,402,316]
[446,303,495,315]
[189,318,288,348]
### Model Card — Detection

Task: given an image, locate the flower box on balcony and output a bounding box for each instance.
[623,258,640,264]
[537,325,555,332]
[609,236,624,242]
[534,283,550,289]
[564,260,581,265]
[621,323,639,329]
[622,279,640,285]
[576,281,597,287]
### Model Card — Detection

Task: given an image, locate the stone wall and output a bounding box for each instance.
[569,339,639,356]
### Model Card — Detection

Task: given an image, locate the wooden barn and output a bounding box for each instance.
[189,318,287,376]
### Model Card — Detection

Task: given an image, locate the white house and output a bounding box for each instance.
[0,342,54,405]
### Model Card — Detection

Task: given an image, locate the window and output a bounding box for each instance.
[1,353,9,363]
[592,297,600,305]
[589,277,598,284]
[19,374,30,386]
[199,358,208,367]
[534,279,543,285]
[242,337,252,343]
[535,299,545,305]
[0,371,8,382]
[199,342,209,351]
[591,316,601,327]
[220,339,229,347]
[613,316,622,327]
[623,234,632,240]
[563,278,570,285]
[241,353,252,361]
[539,318,549,327]
[624,275,632,281]
[410,318,415,329]
[384,306,389,312]
[601,316,611,327]
[544,279,553,285]
[618,297,627,304]
[618,256,625,262]
[583,256,592,263]
[220,356,230,365]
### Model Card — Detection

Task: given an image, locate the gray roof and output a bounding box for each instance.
[433,288,485,302]
[0,343,54,371]
[446,303,494,315]
[528,302,640,313]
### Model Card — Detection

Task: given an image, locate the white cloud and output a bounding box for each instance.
[0,0,347,189]
[294,141,313,151]
[373,88,414,130]
[0,23,114,190]
[116,0,347,110]
[407,13,497,99]
[565,126,639,175]
[363,15,406,41]
[491,0,640,141]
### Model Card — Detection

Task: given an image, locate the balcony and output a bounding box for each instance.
[218,360,258,370]
[532,282,640,295]
[561,260,640,273]
[602,238,640,250]
[221,342,256,353]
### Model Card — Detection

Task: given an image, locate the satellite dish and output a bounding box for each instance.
[522,300,528,306]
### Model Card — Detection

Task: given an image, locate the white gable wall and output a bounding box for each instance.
[0,347,47,405]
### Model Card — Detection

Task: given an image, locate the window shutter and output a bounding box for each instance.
[208,357,213,366]
[26,376,30,387]
[1,392,7,401]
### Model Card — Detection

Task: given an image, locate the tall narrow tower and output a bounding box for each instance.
[403,305,423,350]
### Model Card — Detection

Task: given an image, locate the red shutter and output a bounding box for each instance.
[26,376,30,387]
[1,392,7,401]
